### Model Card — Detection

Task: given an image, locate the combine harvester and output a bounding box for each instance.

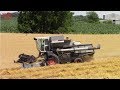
[14,35,100,68]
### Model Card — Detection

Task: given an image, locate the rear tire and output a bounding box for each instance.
[74,58,83,63]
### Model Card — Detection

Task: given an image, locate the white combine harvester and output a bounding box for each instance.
[15,35,100,68]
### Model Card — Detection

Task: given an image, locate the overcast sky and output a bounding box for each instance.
[0,11,120,18]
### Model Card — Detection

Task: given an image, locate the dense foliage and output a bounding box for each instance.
[18,11,73,33]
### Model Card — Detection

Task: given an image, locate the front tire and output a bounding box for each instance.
[46,54,60,66]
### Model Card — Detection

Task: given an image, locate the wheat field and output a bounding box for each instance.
[0,33,120,79]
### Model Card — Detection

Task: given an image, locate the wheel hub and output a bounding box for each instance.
[47,58,56,65]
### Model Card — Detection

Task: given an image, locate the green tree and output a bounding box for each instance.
[73,15,87,22]
[86,11,99,23]
[18,11,73,33]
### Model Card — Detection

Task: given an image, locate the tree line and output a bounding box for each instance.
[1,11,117,33]
[7,11,113,34]
[18,11,103,33]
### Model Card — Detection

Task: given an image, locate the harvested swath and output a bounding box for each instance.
[0,56,120,79]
